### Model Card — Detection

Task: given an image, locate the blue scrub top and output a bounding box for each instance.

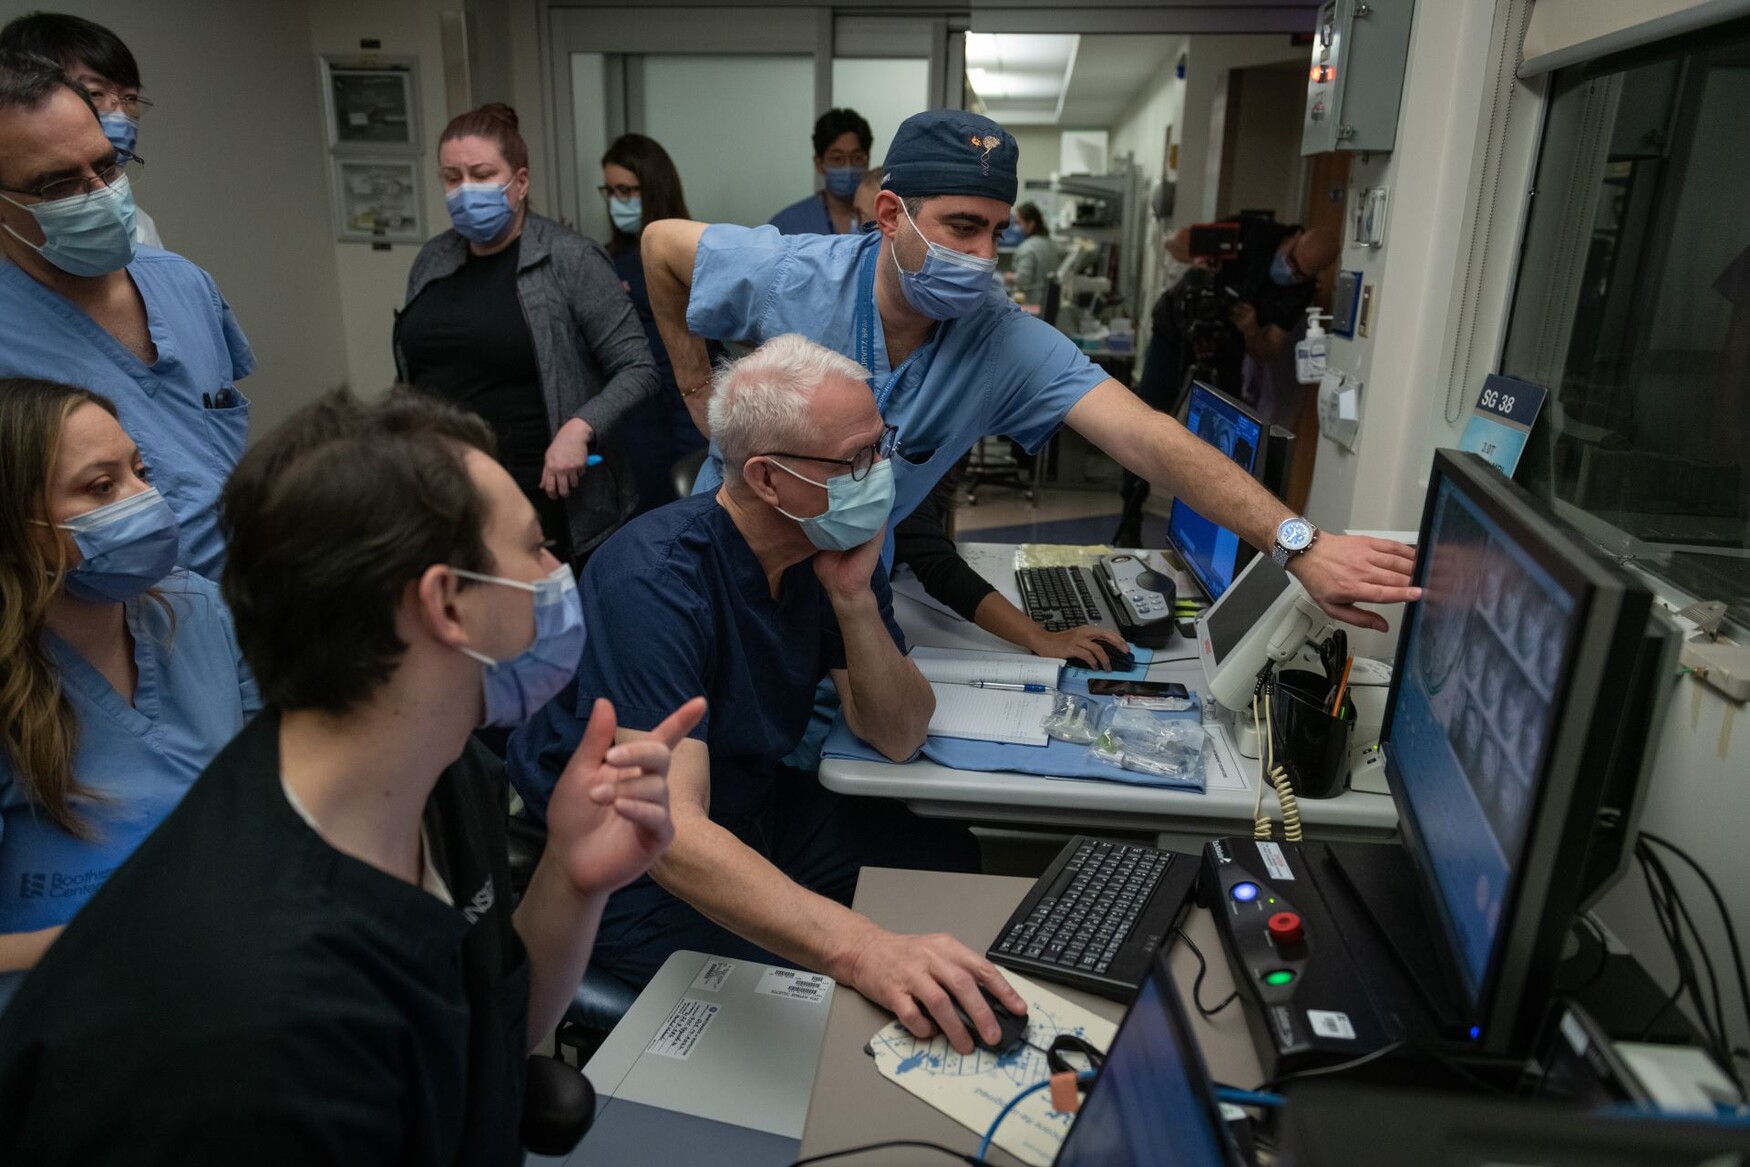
[0,248,255,580]
[0,571,260,1010]
[507,495,905,840]
[684,225,1107,528]
[769,192,841,236]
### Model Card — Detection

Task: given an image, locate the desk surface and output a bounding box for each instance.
[800,867,1259,1165]
[820,543,1399,847]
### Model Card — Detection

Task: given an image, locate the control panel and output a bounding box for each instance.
[1302,0,1417,156]
[1200,838,1396,1077]
[1094,553,1177,648]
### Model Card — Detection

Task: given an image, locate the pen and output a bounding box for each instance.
[586,454,603,467]
[968,681,1050,693]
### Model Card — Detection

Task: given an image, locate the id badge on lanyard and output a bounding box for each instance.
[854,241,941,419]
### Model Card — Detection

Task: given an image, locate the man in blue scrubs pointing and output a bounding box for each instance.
[646,109,1419,630]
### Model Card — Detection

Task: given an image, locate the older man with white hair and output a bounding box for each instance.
[509,333,1027,1053]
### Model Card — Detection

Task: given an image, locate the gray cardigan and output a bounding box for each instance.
[396,211,661,557]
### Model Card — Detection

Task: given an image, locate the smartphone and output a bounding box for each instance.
[1087,679,1191,699]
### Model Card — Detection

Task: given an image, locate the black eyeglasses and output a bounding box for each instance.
[0,150,141,203]
[84,87,153,116]
[764,424,898,483]
[597,182,641,200]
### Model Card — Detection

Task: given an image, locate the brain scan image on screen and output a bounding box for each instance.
[1417,497,1487,700]
[1538,620,1565,691]
[1497,676,1531,756]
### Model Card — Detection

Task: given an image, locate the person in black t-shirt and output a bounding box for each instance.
[0,390,704,1165]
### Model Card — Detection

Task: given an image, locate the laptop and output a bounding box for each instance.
[539,950,835,1166]
[1054,944,1251,1166]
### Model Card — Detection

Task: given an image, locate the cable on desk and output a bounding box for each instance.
[789,1139,990,1166]
[1173,927,1238,1019]
[976,1072,1096,1162]
[1257,1040,1406,1092]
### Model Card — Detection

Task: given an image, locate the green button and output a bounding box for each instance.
[1264,969,1296,986]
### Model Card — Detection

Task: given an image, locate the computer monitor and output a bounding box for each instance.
[1055,948,1244,1167]
[1169,383,1265,600]
[1381,449,1654,1056]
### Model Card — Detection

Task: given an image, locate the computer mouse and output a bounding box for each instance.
[1068,643,1135,672]
[950,988,1029,1055]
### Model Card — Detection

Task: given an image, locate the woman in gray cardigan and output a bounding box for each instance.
[396,103,659,563]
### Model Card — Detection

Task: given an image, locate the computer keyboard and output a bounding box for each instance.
[988,836,1199,1002]
[1016,565,1116,633]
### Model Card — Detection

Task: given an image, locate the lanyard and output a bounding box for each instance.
[854,240,941,417]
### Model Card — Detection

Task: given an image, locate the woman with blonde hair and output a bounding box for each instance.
[0,377,258,1011]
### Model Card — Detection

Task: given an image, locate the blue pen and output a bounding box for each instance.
[586,454,603,467]
[968,681,1049,693]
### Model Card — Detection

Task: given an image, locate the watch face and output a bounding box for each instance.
[1279,518,1315,551]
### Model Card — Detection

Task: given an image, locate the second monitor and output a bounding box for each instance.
[1168,383,1293,602]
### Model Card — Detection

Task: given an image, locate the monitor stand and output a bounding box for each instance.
[1324,843,1693,1049]
[1323,843,1466,1032]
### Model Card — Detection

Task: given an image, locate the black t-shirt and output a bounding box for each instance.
[0,710,530,1167]
[399,238,549,482]
[1228,214,1318,332]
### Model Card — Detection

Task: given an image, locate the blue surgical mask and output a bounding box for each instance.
[823,166,863,200]
[609,195,643,235]
[453,563,586,727]
[446,181,516,245]
[99,110,138,156]
[770,456,895,552]
[0,173,138,277]
[1270,249,1302,287]
[892,201,998,320]
[39,486,181,603]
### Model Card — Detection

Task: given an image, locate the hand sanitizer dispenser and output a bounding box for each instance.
[1295,308,1330,385]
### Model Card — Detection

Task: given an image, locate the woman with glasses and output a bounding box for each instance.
[600,133,719,514]
[397,104,660,566]
[0,377,259,1014]
[0,13,162,247]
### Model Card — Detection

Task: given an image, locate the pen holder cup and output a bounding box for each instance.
[1269,669,1355,800]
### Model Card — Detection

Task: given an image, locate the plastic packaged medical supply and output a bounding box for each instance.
[1091,706,1210,785]
[1042,692,1100,744]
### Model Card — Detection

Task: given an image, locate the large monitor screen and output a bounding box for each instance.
[1169,384,1263,600]
[1056,955,1234,1167]
[1385,473,1581,999]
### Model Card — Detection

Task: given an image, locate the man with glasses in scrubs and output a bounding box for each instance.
[0,52,252,579]
[510,334,1029,1057]
[647,109,1419,635]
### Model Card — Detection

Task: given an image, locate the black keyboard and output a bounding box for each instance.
[988,836,1199,1002]
[1016,565,1119,634]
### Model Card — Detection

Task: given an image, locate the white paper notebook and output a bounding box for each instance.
[910,647,1063,747]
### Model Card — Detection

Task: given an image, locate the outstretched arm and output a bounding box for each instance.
[1067,379,1420,630]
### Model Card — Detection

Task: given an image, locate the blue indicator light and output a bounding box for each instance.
[1468,1026,1482,1041]
[1232,882,1260,903]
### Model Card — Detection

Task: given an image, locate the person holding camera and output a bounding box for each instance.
[1115,214,1338,545]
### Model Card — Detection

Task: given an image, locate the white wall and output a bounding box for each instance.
[832,58,930,168]
[308,0,459,399]
[1009,125,1067,190]
[64,0,350,438]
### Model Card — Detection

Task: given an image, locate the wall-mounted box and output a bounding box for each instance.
[1302,0,1416,155]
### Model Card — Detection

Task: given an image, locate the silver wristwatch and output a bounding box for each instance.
[1271,516,1318,567]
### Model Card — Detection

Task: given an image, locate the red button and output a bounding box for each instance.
[1268,912,1304,947]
